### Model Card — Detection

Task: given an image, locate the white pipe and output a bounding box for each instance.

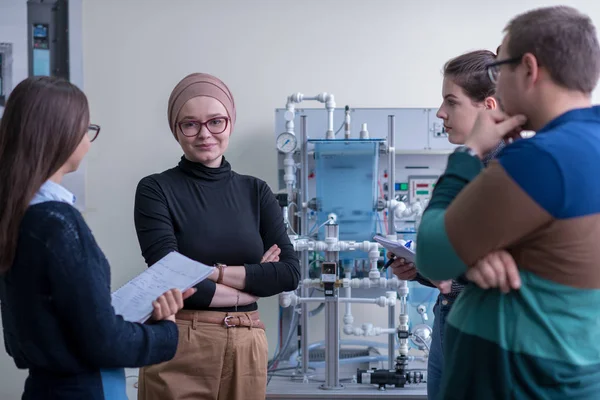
[348,277,405,289]
[285,92,335,140]
[291,238,380,254]
[326,106,335,139]
[280,291,397,308]
[288,341,426,365]
[284,97,295,136]
[298,276,406,290]
[344,323,396,336]
[386,199,425,220]
[368,247,380,279]
[397,279,410,357]
[342,292,397,336]
[343,270,353,327]
[283,153,296,201]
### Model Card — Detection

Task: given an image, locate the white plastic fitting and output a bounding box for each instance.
[279,291,294,308]
[390,200,425,220]
[368,270,381,280]
[397,279,409,297]
[417,304,428,321]
[343,314,354,326]
[386,291,398,303]
[360,123,369,139]
[343,323,396,337]
[283,154,296,187]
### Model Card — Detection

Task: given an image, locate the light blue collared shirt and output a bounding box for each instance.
[30,180,76,206]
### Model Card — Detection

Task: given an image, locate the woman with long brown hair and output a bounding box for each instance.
[0,76,192,400]
[389,50,504,400]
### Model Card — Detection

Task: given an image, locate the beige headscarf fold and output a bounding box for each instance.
[167,73,236,139]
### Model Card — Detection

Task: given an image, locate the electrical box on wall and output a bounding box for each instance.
[27,0,69,79]
[0,43,13,108]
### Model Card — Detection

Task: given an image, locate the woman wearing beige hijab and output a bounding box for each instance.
[134,73,300,400]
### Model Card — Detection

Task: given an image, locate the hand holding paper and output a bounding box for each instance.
[373,235,415,263]
[111,252,215,323]
[151,287,197,323]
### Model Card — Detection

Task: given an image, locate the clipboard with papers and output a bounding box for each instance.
[372,235,416,263]
[111,251,214,323]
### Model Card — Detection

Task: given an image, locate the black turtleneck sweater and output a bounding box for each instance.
[133,156,300,312]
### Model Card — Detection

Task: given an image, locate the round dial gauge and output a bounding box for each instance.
[276,132,298,153]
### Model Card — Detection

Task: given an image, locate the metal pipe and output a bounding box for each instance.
[387,115,396,237]
[388,302,396,368]
[323,298,340,389]
[300,115,309,376]
[289,296,397,305]
[320,222,342,390]
[301,115,309,221]
[387,115,397,371]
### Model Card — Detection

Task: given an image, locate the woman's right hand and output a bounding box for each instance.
[151,288,197,323]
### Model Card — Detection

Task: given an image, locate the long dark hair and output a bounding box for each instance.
[0,76,89,273]
[443,50,497,102]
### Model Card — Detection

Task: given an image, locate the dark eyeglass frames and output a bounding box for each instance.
[178,117,229,137]
[87,124,100,142]
[486,56,523,83]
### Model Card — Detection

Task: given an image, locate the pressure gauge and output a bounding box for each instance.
[276,132,298,154]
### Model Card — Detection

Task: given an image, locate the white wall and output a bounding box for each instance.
[0,0,27,93]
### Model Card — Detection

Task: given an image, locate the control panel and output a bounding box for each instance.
[27,0,69,79]
[408,175,438,204]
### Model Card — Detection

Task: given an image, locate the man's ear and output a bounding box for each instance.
[484,96,498,110]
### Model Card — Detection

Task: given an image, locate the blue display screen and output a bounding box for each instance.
[33,24,48,38]
[33,48,50,76]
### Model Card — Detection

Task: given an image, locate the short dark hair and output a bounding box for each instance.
[504,6,600,93]
[0,76,89,273]
[443,50,497,103]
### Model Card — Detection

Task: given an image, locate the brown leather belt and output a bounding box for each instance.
[176,310,265,330]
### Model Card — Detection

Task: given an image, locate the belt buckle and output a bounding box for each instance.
[223,315,236,328]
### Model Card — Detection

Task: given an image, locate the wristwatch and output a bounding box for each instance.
[453,145,479,158]
[215,263,227,284]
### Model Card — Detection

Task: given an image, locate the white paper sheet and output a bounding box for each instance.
[372,235,416,263]
[111,252,214,323]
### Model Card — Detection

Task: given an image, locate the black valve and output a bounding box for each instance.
[356,368,407,389]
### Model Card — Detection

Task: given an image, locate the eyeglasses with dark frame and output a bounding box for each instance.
[486,56,523,83]
[88,124,100,142]
[178,116,230,137]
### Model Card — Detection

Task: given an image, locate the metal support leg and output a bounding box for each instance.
[321,297,343,390]
[320,222,343,390]
[300,250,309,377]
[387,115,396,238]
[299,115,310,378]
[388,301,396,368]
